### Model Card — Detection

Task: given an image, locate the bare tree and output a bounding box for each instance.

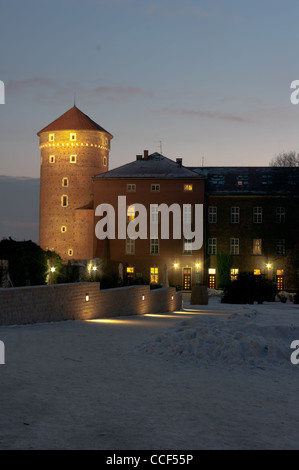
[270,151,299,167]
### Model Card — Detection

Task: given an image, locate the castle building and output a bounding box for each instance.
[37,105,113,260]
[38,106,299,291]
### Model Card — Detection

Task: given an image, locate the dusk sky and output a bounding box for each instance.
[0,0,299,241]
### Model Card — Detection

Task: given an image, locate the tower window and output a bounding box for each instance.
[70,133,76,141]
[103,156,107,167]
[68,249,73,257]
[61,195,68,207]
[49,155,55,163]
[70,155,77,163]
[49,134,55,142]
[62,177,69,187]
[61,225,67,233]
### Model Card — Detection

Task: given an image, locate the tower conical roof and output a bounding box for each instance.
[37,105,113,137]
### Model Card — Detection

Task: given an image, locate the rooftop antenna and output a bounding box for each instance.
[155,140,163,154]
[74,91,76,107]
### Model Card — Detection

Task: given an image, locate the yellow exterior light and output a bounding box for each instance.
[92,266,97,271]
[174,263,179,269]
[50,267,55,273]
[266,263,271,269]
[85,294,89,302]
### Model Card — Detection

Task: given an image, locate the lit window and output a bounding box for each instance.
[150,238,159,254]
[253,207,262,223]
[183,238,192,254]
[208,238,217,255]
[208,206,217,223]
[254,269,261,276]
[183,204,192,223]
[150,267,159,284]
[151,184,160,192]
[253,239,262,255]
[126,184,136,192]
[49,134,55,142]
[126,267,134,274]
[68,249,73,257]
[230,268,239,281]
[276,239,285,255]
[230,238,239,255]
[49,155,55,163]
[276,270,284,290]
[61,225,67,233]
[61,195,68,207]
[209,268,216,275]
[70,133,76,141]
[103,156,107,166]
[276,207,285,224]
[184,184,193,191]
[230,207,240,224]
[126,238,135,254]
[70,155,77,163]
[127,205,135,221]
[62,177,68,187]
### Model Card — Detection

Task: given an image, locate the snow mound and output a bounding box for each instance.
[138,309,297,368]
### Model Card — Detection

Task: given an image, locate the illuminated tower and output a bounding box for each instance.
[37,105,113,261]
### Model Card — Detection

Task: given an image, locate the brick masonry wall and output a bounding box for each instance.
[0,283,182,326]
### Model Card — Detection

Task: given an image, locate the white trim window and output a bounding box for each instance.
[208,206,217,224]
[230,238,239,255]
[126,237,135,254]
[150,238,159,254]
[253,207,262,223]
[230,207,240,224]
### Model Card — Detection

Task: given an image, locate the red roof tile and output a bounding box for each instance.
[37,105,113,137]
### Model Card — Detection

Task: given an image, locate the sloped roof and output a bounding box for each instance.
[94,153,201,179]
[37,105,113,137]
[190,166,299,195]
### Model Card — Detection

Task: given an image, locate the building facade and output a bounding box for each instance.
[38,106,299,291]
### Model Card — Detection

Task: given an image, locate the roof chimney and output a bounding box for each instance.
[136,154,142,160]
[176,158,183,168]
[144,150,149,160]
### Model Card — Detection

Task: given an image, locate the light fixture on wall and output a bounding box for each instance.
[142,295,145,300]
[86,294,89,302]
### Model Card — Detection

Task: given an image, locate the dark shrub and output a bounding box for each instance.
[221,272,277,304]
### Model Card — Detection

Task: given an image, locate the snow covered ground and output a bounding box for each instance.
[0,295,298,450]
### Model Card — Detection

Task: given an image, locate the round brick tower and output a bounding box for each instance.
[37,105,113,261]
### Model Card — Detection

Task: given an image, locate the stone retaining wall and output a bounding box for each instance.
[0,283,182,326]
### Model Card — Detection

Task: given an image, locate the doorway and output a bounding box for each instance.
[183,268,192,290]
